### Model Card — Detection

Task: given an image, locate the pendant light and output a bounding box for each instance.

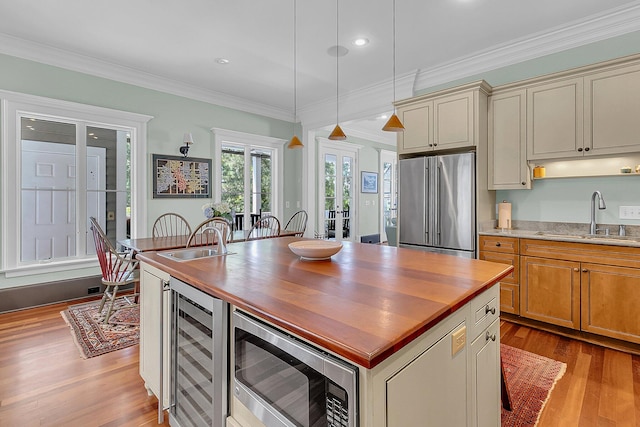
[328,0,346,141]
[382,0,405,132]
[287,0,303,149]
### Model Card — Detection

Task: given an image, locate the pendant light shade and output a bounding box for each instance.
[287,0,303,149]
[382,113,405,132]
[328,124,347,140]
[383,0,405,133]
[328,0,346,141]
[287,135,304,148]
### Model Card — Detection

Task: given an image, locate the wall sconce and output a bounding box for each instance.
[180,132,193,157]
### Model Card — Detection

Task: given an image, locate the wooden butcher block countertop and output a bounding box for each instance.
[137,237,512,369]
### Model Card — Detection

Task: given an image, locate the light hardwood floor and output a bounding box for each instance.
[500,320,640,426]
[1,299,639,426]
[0,297,169,426]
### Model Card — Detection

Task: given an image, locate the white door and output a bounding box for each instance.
[380,150,398,244]
[21,140,105,261]
[318,143,356,242]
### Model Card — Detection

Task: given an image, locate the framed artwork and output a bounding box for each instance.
[361,171,378,193]
[152,154,211,198]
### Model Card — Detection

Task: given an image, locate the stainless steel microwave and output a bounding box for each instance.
[232,310,358,427]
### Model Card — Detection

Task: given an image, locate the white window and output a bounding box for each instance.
[1,91,151,276]
[211,128,284,231]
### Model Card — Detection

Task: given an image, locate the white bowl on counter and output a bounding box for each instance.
[288,240,343,260]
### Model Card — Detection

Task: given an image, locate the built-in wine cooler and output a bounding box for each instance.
[169,278,228,427]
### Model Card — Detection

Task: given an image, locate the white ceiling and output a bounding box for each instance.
[1,0,640,145]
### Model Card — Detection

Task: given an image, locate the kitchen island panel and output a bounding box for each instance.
[138,237,512,369]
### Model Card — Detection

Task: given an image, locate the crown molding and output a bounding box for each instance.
[298,71,416,130]
[414,2,640,92]
[0,33,293,122]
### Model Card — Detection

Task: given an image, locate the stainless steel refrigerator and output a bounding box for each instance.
[399,152,476,258]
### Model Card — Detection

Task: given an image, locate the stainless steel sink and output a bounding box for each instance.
[158,247,233,261]
[534,232,586,239]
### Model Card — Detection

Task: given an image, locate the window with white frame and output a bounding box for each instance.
[211,128,284,231]
[1,91,151,276]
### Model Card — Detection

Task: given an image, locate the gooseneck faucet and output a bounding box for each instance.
[589,191,606,235]
[201,226,228,254]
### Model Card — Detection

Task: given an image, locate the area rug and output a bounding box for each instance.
[501,344,567,427]
[61,297,139,359]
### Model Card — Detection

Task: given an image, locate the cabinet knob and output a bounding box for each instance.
[485,305,496,315]
[495,242,501,247]
[428,144,433,147]
[486,331,496,342]
[522,182,526,186]
[582,268,588,273]
[577,147,583,152]
[584,147,590,152]
[574,268,579,272]
[162,280,170,290]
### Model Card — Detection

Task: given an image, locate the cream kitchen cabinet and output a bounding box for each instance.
[397,101,433,154]
[488,89,530,189]
[470,318,500,427]
[139,262,171,413]
[584,63,640,156]
[396,80,491,155]
[526,77,584,160]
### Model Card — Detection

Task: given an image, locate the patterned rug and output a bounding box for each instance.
[61,297,139,359]
[501,344,567,427]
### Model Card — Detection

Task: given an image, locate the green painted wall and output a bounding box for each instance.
[0,53,297,288]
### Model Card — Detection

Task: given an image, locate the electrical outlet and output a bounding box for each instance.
[286,201,290,208]
[296,201,300,208]
[451,325,466,356]
[620,206,640,219]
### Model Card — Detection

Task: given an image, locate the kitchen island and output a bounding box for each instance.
[137,237,512,426]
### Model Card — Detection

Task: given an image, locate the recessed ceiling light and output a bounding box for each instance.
[215,58,230,65]
[353,38,369,47]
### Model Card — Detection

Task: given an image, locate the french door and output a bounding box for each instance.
[318,142,357,242]
[380,150,398,244]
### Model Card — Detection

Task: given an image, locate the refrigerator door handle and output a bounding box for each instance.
[434,162,441,246]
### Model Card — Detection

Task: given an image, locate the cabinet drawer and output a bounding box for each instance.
[468,285,500,341]
[479,235,519,254]
[478,251,519,284]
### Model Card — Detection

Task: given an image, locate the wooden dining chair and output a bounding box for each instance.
[152,213,191,238]
[187,217,232,247]
[89,216,139,324]
[246,215,281,241]
[284,210,308,237]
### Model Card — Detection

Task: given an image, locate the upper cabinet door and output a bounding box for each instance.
[397,101,433,154]
[433,91,475,151]
[488,89,530,190]
[527,77,584,160]
[584,63,640,156]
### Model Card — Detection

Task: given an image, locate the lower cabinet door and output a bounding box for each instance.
[520,256,581,329]
[386,322,468,426]
[581,263,640,344]
[471,319,500,427]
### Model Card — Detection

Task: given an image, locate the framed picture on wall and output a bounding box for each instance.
[361,171,378,194]
[152,154,211,198]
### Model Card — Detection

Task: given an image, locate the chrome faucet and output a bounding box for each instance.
[589,191,606,235]
[201,226,228,254]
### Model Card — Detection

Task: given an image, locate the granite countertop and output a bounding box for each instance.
[479,220,640,248]
[137,237,512,369]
